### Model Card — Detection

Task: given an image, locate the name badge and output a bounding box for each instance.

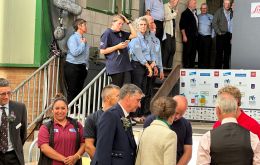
[54,129,59,133]
[16,123,22,129]
[69,128,76,132]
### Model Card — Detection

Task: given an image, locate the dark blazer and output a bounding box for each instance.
[179,8,198,38]
[9,100,27,165]
[91,104,137,165]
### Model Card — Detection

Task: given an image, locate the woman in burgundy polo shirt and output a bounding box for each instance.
[38,94,85,165]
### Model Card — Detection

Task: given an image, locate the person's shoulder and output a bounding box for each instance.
[9,100,26,108]
[102,28,112,35]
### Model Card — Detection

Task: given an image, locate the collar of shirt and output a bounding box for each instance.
[118,102,129,118]
[221,117,238,125]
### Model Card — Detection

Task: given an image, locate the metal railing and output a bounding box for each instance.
[12,55,60,131]
[28,67,110,163]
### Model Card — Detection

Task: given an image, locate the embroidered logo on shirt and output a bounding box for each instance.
[69,128,76,133]
[54,129,59,133]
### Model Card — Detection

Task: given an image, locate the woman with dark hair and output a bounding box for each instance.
[38,94,85,165]
[135,96,177,165]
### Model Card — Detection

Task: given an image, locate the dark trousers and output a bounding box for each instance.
[182,36,197,68]
[162,34,176,68]
[110,71,131,87]
[0,151,20,165]
[215,32,232,69]
[64,61,88,103]
[198,34,212,68]
[154,20,164,42]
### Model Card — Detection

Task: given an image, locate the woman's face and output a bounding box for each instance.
[138,20,147,34]
[112,19,124,32]
[52,100,68,122]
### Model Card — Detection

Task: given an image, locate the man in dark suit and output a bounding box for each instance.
[179,0,198,68]
[91,84,144,165]
[0,78,27,165]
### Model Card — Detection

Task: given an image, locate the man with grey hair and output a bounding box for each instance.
[0,78,27,165]
[84,84,120,159]
[197,93,260,164]
[91,84,144,165]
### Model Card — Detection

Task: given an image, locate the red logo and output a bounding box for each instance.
[251,72,256,77]
[252,5,260,14]
[191,98,195,103]
[214,71,219,77]
[181,71,186,76]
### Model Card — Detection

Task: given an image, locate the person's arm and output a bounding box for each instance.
[251,133,260,164]
[21,103,27,144]
[164,133,177,165]
[196,131,211,165]
[100,43,127,55]
[179,13,188,43]
[67,35,86,56]
[128,23,137,39]
[145,0,152,15]
[164,5,178,21]
[64,143,86,165]
[177,145,192,165]
[85,138,96,159]
[212,10,221,35]
[40,144,66,162]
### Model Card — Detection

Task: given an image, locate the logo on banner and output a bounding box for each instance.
[214,71,219,77]
[200,81,210,86]
[200,73,210,76]
[213,94,217,103]
[249,95,256,106]
[181,82,185,87]
[214,83,219,88]
[224,79,231,85]
[237,81,247,87]
[251,3,260,18]
[190,78,196,87]
[189,71,196,76]
[251,84,256,89]
[223,72,231,76]
[181,71,186,76]
[235,73,247,77]
[251,72,256,77]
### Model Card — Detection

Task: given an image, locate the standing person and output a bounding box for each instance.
[38,94,85,165]
[100,14,137,87]
[64,18,89,104]
[144,95,192,165]
[197,93,260,165]
[91,84,144,165]
[128,16,156,121]
[145,0,164,42]
[162,0,179,68]
[136,97,178,165]
[212,0,233,69]
[213,85,260,139]
[0,78,27,165]
[179,0,198,68]
[84,85,120,159]
[197,3,214,69]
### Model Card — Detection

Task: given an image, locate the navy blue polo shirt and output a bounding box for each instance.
[100,28,133,75]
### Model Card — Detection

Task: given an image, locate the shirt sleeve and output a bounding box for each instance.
[67,35,86,56]
[77,122,85,143]
[184,121,193,145]
[83,116,96,139]
[250,132,260,164]
[38,125,50,147]
[100,30,110,50]
[196,131,211,165]
[145,0,153,11]
[213,121,221,129]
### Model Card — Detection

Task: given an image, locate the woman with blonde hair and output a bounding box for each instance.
[135,96,177,165]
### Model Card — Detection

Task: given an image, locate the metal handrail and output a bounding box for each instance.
[11,55,60,131]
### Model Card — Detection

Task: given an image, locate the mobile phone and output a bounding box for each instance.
[125,40,130,43]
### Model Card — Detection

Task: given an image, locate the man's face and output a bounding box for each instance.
[112,19,124,32]
[0,86,12,105]
[108,89,120,107]
[223,0,231,10]
[127,93,143,112]
[189,0,197,10]
[173,108,185,121]
[200,4,208,14]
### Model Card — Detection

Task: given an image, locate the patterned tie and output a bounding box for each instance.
[0,107,8,152]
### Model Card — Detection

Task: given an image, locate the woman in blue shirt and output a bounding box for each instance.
[64,18,89,104]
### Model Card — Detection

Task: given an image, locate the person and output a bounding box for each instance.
[213,85,260,139]
[135,96,178,165]
[0,78,27,165]
[162,0,179,68]
[100,14,137,87]
[197,3,214,69]
[91,84,144,165]
[212,0,233,69]
[144,95,192,165]
[84,84,120,159]
[179,0,198,68]
[197,93,260,164]
[145,0,164,42]
[128,16,156,120]
[38,94,85,165]
[64,18,89,104]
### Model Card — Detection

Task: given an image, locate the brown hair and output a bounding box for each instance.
[51,93,68,109]
[151,96,177,120]
[73,18,87,31]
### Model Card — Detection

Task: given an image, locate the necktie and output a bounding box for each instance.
[0,107,8,152]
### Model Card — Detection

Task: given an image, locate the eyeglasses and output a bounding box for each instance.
[0,91,12,97]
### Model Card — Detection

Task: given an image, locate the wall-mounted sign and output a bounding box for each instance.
[251,2,260,18]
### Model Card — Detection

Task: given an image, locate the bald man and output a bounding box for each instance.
[144,95,192,165]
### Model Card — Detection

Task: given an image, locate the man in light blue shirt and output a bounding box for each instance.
[198,3,214,68]
[64,18,89,104]
[145,0,164,42]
